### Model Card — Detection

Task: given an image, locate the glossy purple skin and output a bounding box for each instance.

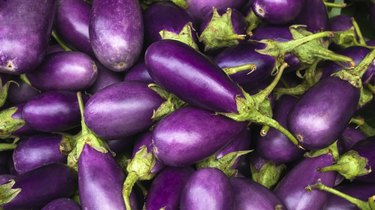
[214,42,275,92]
[8,78,40,105]
[180,168,233,210]
[146,40,242,113]
[252,0,304,24]
[42,198,81,210]
[347,137,375,183]
[144,2,194,45]
[56,0,93,55]
[27,52,98,91]
[288,77,360,150]
[13,134,66,174]
[3,164,77,210]
[339,127,366,152]
[324,183,375,210]
[0,0,57,74]
[22,91,81,132]
[199,9,246,35]
[90,0,143,72]
[330,15,353,32]
[231,177,285,210]
[124,61,153,83]
[84,81,164,140]
[294,0,329,32]
[89,62,123,93]
[146,167,194,210]
[153,107,245,166]
[257,95,303,164]
[274,154,336,210]
[133,132,164,174]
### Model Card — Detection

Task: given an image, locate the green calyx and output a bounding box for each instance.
[0,79,14,109]
[305,141,339,161]
[59,134,76,155]
[196,150,252,177]
[359,87,374,108]
[0,180,21,205]
[245,8,261,35]
[148,84,185,121]
[123,146,156,210]
[332,18,366,48]
[320,150,371,180]
[159,22,199,50]
[171,0,188,9]
[0,107,25,140]
[250,161,286,189]
[199,8,246,51]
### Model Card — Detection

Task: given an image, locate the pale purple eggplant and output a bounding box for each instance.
[294,0,329,32]
[124,61,153,83]
[23,91,81,132]
[339,127,366,152]
[12,134,74,174]
[26,52,98,91]
[42,198,81,210]
[153,106,246,166]
[0,0,57,74]
[146,167,194,210]
[180,168,233,210]
[252,0,304,24]
[257,95,303,163]
[56,0,93,55]
[274,153,336,210]
[231,177,285,210]
[0,163,77,210]
[89,62,123,93]
[8,78,40,105]
[90,0,143,71]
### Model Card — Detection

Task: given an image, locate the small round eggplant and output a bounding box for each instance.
[90,0,144,71]
[124,61,153,84]
[252,0,304,24]
[180,168,233,210]
[294,0,329,32]
[146,167,194,210]
[42,198,81,210]
[89,62,123,93]
[26,52,98,91]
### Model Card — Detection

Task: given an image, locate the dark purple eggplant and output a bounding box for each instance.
[8,78,40,105]
[252,0,304,24]
[56,0,93,55]
[26,52,98,91]
[0,0,57,74]
[180,168,233,210]
[89,62,123,93]
[146,167,194,210]
[12,134,74,174]
[274,153,336,210]
[42,198,81,210]
[124,61,153,83]
[294,0,329,32]
[90,0,143,71]
[231,177,285,210]
[339,126,366,152]
[0,163,77,209]
[107,137,135,155]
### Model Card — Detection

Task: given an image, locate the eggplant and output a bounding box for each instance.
[55,0,93,55]
[231,177,285,210]
[180,168,233,210]
[124,61,153,83]
[339,126,366,152]
[252,0,304,24]
[328,15,365,48]
[26,52,98,91]
[146,167,194,210]
[90,0,143,71]
[42,198,81,210]
[89,62,123,93]
[0,0,57,74]
[294,0,329,32]
[8,78,40,105]
[107,137,135,155]
[0,163,77,210]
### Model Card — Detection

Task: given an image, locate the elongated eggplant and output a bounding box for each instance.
[26,52,98,91]
[0,163,77,210]
[90,0,143,71]
[0,0,57,74]
[294,0,329,32]
[180,168,233,210]
[89,62,123,93]
[124,61,153,84]
[42,198,81,210]
[146,167,194,210]
[252,0,304,24]
[231,177,285,210]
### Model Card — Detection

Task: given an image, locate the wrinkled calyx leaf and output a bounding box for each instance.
[250,161,286,189]
[160,22,199,50]
[0,107,25,140]
[0,180,21,205]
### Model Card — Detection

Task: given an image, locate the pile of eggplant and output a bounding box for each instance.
[1,0,375,209]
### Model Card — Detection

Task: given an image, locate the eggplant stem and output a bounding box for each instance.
[323,1,347,8]
[51,31,72,51]
[352,18,366,46]
[76,92,89,135]
[223,64,257,75]
[122,172,138,210]
[351,49,375,78]
[278,31,333,54]
[0,143,16,152]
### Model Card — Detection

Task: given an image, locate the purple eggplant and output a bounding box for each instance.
[23,91,81,132]
[231,177,285,210]
[55,0,93,55]
[144,2,197,48]
[124,61,153,84]
[146,167,194,210]
[257,95,303,163]
[84,81,181,140]
[199,8,246,51]
[12,134,74,174]
[0,0,57,74]
[274,153,336,210]
[26,52,98,91]
[90,0,143,71]
[107,137,135,155]
[294,0,329,32]
[153,106,246,166]
[0,105,36,140]
[0,163,77,209]
[8,78,40,105]
[252,0,304,24]
[89,62,123,93]
[339,126,366,152]
[42,198,81,210]
[47,44,65,55]
[329,15,366,48]
[180,168,233,210]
